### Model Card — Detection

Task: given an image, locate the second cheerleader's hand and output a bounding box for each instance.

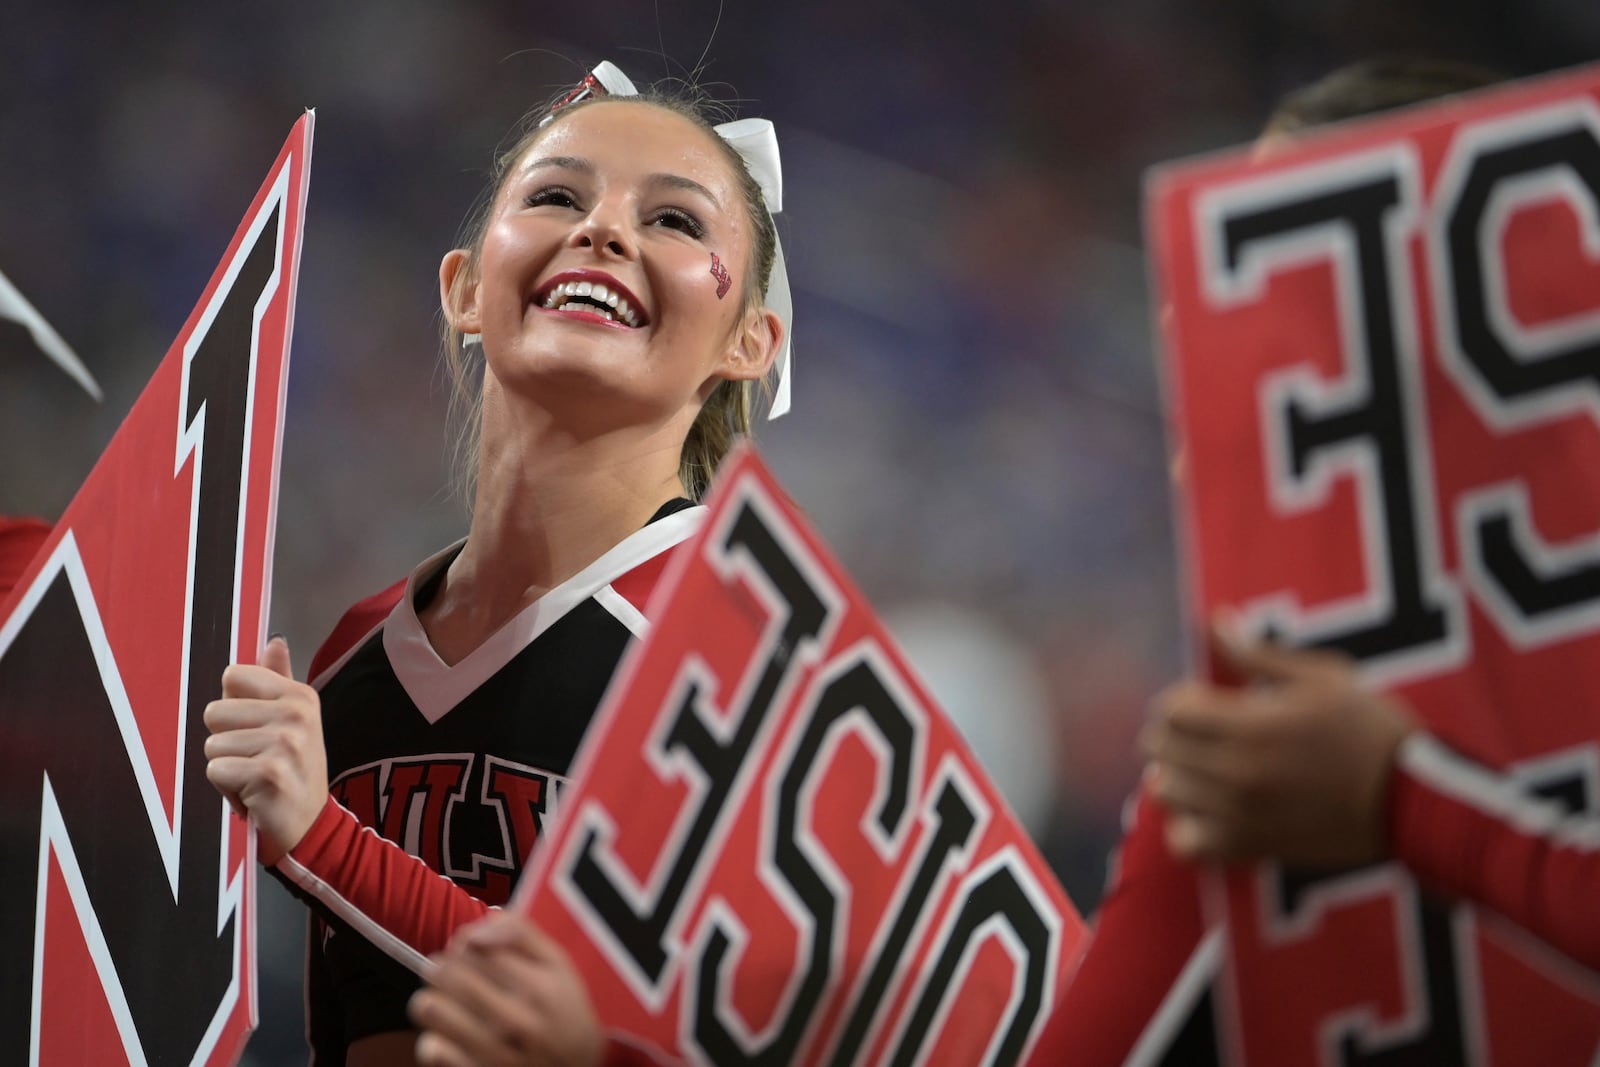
[203,636,329,865]
[409,912,604,1067]
[1141,621,1418,870]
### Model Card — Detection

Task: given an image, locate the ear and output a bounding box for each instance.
[439,248,482,336]
[717,304,783,383]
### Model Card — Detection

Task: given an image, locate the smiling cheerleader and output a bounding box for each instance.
[201,62,793,1067]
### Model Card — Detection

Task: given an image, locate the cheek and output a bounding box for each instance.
[477,220,544,288]
[655,250,732,329]
[709,252,733,300]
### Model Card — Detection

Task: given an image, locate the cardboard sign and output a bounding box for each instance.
[516,446,1085,1066]
[1149,65,1600,1062]
[0,115,312,1065]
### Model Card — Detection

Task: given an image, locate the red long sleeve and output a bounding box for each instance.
[1025,790,1211,1066]
[1387,732,1600,971]
[281,798,678,1065]
[277,796,492,971]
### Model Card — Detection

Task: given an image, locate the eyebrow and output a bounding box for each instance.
[519,156,723,209]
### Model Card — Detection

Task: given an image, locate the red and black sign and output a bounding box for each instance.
[516,447,1085,1066]
[0,116,312,1065]
[1149,65,1600,1062]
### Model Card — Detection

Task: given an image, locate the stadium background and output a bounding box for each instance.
[1,2,1595,1061]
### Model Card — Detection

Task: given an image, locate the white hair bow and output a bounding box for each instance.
[0,269,100,399]
[549,62,794,418]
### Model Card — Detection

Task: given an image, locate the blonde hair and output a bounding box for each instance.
[441,85,779,506]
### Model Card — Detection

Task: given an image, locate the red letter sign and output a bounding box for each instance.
[1149,65,1600,1062]
[516,446,1085,1066]
[0,115,312,1066]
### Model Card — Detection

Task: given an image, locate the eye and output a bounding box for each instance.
[523,185,579,209]
[650,206,707,239]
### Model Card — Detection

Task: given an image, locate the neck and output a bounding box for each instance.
[448,379,691,618]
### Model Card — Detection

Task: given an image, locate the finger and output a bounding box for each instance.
[204,696,289,733]
[458,912,563,964]
[410,1018,484,1067]
[205,755,261,799]
[1146,761,1244,820]
[1150,680,1260,744]
[220,662,299,701]
[455,936,561,1012]
[203,726,286,760]
[261,634,295,681]
[1163,810,1239,862]
[1209,618,1351,686]
[1143,722,1246,783]
[425,949,554,1054]
[411,986,515,1065]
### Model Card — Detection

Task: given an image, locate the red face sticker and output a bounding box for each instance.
[709,253,732,300]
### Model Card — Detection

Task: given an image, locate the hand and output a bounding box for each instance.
[203,636,328,864]
[409,912,603,1067]
[1141,621,1418,869]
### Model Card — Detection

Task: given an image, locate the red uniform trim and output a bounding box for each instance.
[306,578,406,687]
[0,516,51,602]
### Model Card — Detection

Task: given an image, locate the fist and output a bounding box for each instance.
[203,636,328,863]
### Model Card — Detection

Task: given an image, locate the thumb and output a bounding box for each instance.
[261,633,295,680]
[1207,615,1304,685]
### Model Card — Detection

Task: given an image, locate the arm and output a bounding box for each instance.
[1388,732,1600,970]
[208,637,492,967]
[277,798,494,969]
[215,639,659,1062]
[1145,624,1600,971]
[1026,790,1214,1067]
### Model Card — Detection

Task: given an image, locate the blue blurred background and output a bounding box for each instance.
[2,2,1595,1061]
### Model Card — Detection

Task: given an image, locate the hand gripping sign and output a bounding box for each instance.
[1147,65,1600,1063]
[515,446,1085,1067]
[0,115,312,1066]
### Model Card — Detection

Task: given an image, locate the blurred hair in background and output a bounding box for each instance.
[1,2,1594,1061]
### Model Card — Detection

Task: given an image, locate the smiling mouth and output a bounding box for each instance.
[539,280,644,327]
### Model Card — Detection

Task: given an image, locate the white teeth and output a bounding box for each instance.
[538,280,643,326]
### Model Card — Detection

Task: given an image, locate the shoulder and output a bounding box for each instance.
[308,577,408,687]
[594,506,705,636]
[605,546,679,624]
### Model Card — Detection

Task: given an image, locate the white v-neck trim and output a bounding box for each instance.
[383,506,705,723]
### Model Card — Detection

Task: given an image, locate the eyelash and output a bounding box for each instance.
[523,186,578,209]
[522,186,707,240]
[650,206,707,239]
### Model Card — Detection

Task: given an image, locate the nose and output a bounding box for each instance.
[569,198,637,260]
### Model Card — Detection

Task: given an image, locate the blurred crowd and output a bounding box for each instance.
[2,1,1595,1062]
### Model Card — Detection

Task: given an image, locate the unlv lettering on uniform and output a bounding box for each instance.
[568,496,833,988]
[0,206,280,1058]
[330,754,552,902]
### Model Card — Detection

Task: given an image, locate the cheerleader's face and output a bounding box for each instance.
[442,101,779,428]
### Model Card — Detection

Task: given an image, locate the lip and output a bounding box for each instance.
[532,268,651,328]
